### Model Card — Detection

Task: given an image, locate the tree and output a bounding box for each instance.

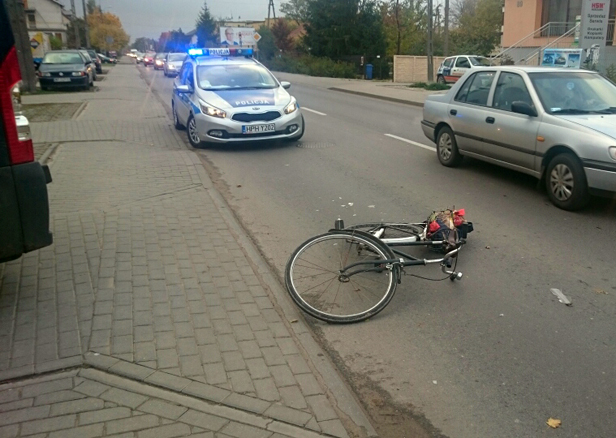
[86,0,99,15]
[256,25,277,60]
[67,17,86,48]
[87,10,129,52]
[449,0,502,55]
[49,35,63,50]
[132,37,157,52]
[280,0,310,26]
[155,30,190,53]
[195,1,217,47]
[304,0,386,60]
[271,18,294,53]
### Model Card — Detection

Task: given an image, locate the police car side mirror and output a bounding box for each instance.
[280,81,291,90]
[175,84,191,94]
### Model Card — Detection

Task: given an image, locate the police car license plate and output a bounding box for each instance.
[54,78,71,82]
[242,124,275,134]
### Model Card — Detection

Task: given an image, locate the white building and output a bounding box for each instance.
[24,0,71,59]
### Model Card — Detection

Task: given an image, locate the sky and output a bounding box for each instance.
[56,0,281,40]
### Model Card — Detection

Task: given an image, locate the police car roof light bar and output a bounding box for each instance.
[188,48,253,58]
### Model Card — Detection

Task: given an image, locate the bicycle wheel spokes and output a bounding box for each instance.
[286,233,397,323]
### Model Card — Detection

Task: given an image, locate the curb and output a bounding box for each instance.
[39,142,60,165]
[328,87,425,108]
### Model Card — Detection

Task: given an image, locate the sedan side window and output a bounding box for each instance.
[493,72,534,111]
[455,57,471,68]
[455,71,495,106]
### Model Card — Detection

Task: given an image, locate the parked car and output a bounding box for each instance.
[171,48,304,147]
[1,4,53,262]
[37,50,94,91]
[422,66,616,210]
[163,52,186,77]
[98,53,116,64]
[436,55,491,84]
[108,50,117,59]
[154,52,166,70]
[86,49,103,74]
[143,51,156,66]
[78,49,97,81]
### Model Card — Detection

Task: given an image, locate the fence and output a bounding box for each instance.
[393,55,447,83]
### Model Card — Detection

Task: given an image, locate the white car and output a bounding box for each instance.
[437,55,491,84]
[163,52,186,77]
[171,48,305,147]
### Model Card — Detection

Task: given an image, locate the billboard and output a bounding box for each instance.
[541,48,584,68]
[220,27,257,46]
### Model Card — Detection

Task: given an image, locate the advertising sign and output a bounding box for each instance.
[219,27,257,46]
[541,48,584,68]
[579,0,611,50]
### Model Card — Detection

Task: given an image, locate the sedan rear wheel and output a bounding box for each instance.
[545,153,589,210]
[436,126,463,167]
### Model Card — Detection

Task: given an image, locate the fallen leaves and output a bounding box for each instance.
[546,418,562,429]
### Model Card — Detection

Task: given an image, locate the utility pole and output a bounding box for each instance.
[70,0,81,48]
[81,0,90,48]
[267,0,276,27]
[444,0,449,56]
[5,0,37,93]
[427,0,434,82]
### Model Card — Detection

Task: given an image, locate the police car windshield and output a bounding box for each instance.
[197,64,278,90]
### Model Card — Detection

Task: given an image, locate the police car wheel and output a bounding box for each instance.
[172,104,184,130]
[187,115,202,148]
[437,75,446,84]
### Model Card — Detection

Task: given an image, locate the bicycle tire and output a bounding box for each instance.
[345,222,425,242]
[285,230,399,323]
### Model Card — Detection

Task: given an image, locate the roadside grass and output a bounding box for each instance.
[408,82,451,91]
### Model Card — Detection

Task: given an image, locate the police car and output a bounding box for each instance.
[171,48,305,147]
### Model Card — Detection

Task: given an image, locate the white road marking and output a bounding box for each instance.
[302,107,327,116]
[384,134,436,152]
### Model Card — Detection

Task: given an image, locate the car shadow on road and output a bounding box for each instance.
[459,157,616,217]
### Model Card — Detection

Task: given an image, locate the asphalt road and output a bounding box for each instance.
[140,63,616,438]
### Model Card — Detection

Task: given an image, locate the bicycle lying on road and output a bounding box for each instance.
[284,210,473,323]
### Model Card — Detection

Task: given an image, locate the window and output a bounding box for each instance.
[493,73,533,111]
[442,57,454,68]
[27,13,35,28]
[455,57,471,68]
[455,72,495,106]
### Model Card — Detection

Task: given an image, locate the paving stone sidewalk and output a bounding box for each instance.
[0,63,376,437]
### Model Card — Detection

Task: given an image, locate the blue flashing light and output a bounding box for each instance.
[188,47,254,58]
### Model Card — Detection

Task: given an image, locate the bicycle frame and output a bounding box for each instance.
[340,223,465,280]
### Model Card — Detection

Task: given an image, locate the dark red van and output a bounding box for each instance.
[1,0,52,262]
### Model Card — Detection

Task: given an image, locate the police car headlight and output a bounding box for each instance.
[284,98,298,114]
[200,101,226,119]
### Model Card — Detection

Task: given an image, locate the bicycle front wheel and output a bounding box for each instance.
[285,231,399,323]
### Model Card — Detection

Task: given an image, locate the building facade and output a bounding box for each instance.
[501,0,615,63]
[24,0,70,60]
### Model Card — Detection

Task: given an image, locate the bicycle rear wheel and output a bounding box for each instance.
[345,222,425,242]
[285,230,399,323]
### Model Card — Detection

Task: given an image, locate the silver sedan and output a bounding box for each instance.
[422,66,616,210]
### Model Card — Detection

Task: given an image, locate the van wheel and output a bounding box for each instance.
[545,153,589,211]
[437,75,446,84]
